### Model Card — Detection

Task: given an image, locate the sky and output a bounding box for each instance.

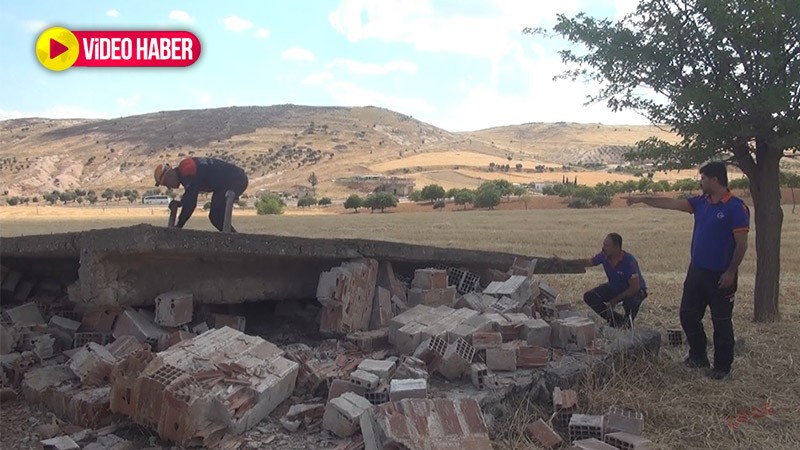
[0,0,648,132]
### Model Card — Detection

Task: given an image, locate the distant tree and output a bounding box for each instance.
[256,195,285,215]
[318,197,332,206]
[364,192,398,212]
[454,189,476,210]
[433,199,446,210]
[515,163,523,172]
[520,193,533,210]
[101,189,114,202]
[6,197,19,206]
[344,194,364,212]
[445,188,460,199]
[511,186,527,197]
[308,172,318,196]
[474,183,502,209]
[420,184,446,202]
[297,196,317,208]
[408,190,423,202]
[114,190,123,201]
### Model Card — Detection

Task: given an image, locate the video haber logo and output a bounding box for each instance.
[36,27,201,71]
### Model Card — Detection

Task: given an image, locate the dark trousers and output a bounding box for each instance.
[584,284,647,327]
[680,265,737,372]
[209,173,248,232]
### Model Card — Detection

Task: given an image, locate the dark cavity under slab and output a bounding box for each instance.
[1,223,585,306]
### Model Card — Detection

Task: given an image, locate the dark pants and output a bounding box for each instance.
[209,173,248,232]
[584,284,647,327]
[680,265,737,372]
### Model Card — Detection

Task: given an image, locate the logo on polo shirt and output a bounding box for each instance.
[717,212,725,219]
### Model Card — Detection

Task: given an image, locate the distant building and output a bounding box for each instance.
[336,175,415,197]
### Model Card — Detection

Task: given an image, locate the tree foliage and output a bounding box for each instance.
[256,195,285,215]
[344,194,364,212]
[534,0,800,322]
[364,192,398,212]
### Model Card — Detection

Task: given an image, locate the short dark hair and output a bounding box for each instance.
[606,232,623,248]
[700,161,728,187]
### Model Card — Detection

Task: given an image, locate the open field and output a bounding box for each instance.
[1,204,799,449]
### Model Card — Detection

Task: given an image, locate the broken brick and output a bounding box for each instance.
[318,259,379,334]
[327,379,367,402]
[517,345,549,368]
[79,307,120,333]
[154,291,193,327]
[486,343,517,372]
[411,268,448,290]
[322,392,373,438]
[6,302,45,326]
[68,342,117,386]
[526,418,563,449]
[112,309,169,350]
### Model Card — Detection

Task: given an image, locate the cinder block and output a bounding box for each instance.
[6,302,45,326]
[327,379,367,402]
[72,332,113,348]
[484,275,532,304]
[486,343,517,372]
[322,392,374,437]
[370,287,392,330]
[488,295,520,314]
[392,321,428,355]
[606,406,644,435]
[41,436,80,450]
[364,382,390,405]
[393,356,429,380]
[471,331,502,350]
[357,359,395,380]
[112,309,168,350]
[154,291,193,327]
[411,268,448,289]
[604,432,652,449]
[68,342,117,386]
[522,319,551,347]
[350,369,380,390]
[346,328,390,352]
[437,338,475,381]
[666,328,683,346]
[470,363,490,390]
[525,418,563,449]
[412,336,446,369]
[517,345,549,368]
[571,438,618,450]
[80,308,120,332]
[32,334,56,360]
[408,287,457,307]
[569,414,605,442]
[389,378,427,402]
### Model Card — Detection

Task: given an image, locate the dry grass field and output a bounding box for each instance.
[1,205,799,449]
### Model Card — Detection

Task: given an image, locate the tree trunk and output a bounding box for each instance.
[792,187,796,214]
[748,153,783,322]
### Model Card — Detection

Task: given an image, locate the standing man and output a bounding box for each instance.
[627,161,750,380]
[154,157,249,232]
[554,232,648,328]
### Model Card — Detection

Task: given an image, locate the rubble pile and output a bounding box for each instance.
[0,256,649,450]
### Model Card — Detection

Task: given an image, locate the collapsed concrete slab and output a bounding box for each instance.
[1,224,585,306]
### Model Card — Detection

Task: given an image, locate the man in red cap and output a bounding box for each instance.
[154,157,248,232]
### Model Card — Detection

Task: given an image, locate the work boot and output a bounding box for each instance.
[707,368,731,380]
[683,357,710,369]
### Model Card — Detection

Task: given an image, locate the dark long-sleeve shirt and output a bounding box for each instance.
[175,157,247,228]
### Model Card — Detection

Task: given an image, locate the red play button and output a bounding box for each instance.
[50,39,69,59]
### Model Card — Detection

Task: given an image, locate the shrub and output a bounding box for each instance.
[256,195,285,215]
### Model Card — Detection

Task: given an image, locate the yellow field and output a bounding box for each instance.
[1,205,798,449]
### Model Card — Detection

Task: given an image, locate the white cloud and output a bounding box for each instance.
[282,47,315,62]
[0,106,108,121]
[302,72,334,85]
[116,94,141,108]
[327,80,435,115]
[106,9,120,18]
[254,28,271,38]
[169,10,194,24]
[328,0,580,61]
[330,58,417,75]
[221,15,254,32]
[23,20,47,32]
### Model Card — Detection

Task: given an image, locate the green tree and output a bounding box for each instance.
[539,0,800,321]
[6,197,19,206]
[433,199,446,210]
[420,184,446,202]
[318,197,332,206]
[453,189,476,210]
[308,172,318,196]
[256,195,285,215]
[364,192,398,212]
[344,194,364,212]
[474,183,502,209]
[101,188,114,202]
[407,190,423,202]
[446,188,460,199]
[297,196,317,208]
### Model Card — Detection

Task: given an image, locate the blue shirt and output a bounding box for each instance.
[686,192,750,272]
[591,251,647,297]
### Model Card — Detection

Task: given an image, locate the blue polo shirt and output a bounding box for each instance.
[686,191,750,272]
[590,251,647,297]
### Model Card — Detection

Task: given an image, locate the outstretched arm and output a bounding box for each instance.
[552,255,594,268]
[176,184,199,228]
[627,196,693,212]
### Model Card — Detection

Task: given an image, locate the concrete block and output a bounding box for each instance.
[408,287,457,307]
[666,328,683,346]
[509,257,538,277]
[41,436,80,450]
[392,321,428,355]
[569,414,605,442]
[488,295,520,314]
[486,343,517,371]
[360,398,492,450]
[471,331,502,350]
[364,381,390,405]
[393,356,428,380]
[210,313,246,332]
[32,334,57,360]
[455,292,487,312]
[483,275,532,304]
[327,379,367,402]
[517,345,549,368]
[318,259,378,333]
[69,386,112,428]
[357,359,395,380]
[437,338,474,381]
[0,325,18,354]
[606,406,644,435]
[72,332,113,348]
[370,287,392,330]
[412,336,446,368]
[411,268,448,289]
[112,309,168,350]
[350,369,380,390]
[22,365,78,404]
[526,418,563,449]
[68,342,117,386]
[322,391,373,437]
[571,438,618,450]
[154,291,193,327]
[6,302,45,326]
[470,363,489,389]
[79,308,120,333]
[286,403,325,421]
[389,378,427,402]
[604,431,653,449]
[522,319,551,347]
[105,335,144,359]
[50,315,82,336]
